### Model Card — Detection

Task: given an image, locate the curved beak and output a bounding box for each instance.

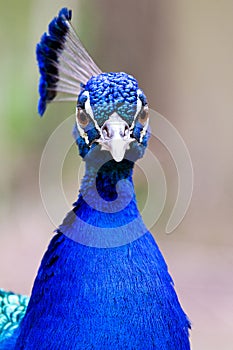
[97,113,133,162]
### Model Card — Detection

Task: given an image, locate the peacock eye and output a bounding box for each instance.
[138,106,149,126]
[76,107,90,128]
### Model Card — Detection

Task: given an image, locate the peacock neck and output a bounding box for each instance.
[80,158,136,203]
[58,156,148,247]
[76,158,140,222]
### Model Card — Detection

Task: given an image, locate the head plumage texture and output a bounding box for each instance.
[78,72,147,127]
[36,8,150,162]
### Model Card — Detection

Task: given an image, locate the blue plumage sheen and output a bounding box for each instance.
[36,8,72,115]
[15,232,190,349]
[78,72,147,126]
[15,153,191,348]
[0,6,191,349]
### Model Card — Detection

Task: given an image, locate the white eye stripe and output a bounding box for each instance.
[82,91,101,132]
[129,89,143,131]
[136,89,143,115]
[75,106,90,145]
[76,91,101,145]
[132,89,149,143]
[139,118,149,143]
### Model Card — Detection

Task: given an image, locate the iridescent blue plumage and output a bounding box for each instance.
[15,145,191,349]
[0,7,191,349]
[36,8,72,115]
[78,72,147,126]
[36,7,101,116]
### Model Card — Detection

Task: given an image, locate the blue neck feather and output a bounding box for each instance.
[58,154,148,248]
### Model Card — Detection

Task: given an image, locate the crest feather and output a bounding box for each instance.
[36,8,102,116]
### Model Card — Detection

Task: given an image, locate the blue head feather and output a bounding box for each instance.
[78,72,147,126]
[36,8,72,116]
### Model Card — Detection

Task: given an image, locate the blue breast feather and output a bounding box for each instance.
[13,161,191,349]
[15,232,190,350]
[11,157,191,349]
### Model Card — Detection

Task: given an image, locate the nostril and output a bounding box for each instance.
[102,125,111,139]
[124,124,129,137]
[120,124,129,137]
[101,118,130,140]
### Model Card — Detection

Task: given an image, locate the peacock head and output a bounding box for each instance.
[74,72,150,163]
[36,8,150,164]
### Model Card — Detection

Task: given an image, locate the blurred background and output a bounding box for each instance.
[0,1,232,349]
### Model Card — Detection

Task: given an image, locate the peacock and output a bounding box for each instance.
[0,8,191,349]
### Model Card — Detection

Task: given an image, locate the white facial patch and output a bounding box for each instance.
[76,91,101,145]
[129,89,149,143]
[82,91,101,133]
[75,106,90,145]
[129,89,142,132]
[139,118,149,143]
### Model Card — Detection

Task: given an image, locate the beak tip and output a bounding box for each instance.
[112,155,124,162]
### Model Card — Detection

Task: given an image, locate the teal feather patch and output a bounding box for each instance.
[0,289,29,347]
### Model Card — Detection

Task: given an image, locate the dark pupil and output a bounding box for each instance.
[140,109,147,119]
[80,112,87,122]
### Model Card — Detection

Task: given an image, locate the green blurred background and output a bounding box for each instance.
[0,1,233,349]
